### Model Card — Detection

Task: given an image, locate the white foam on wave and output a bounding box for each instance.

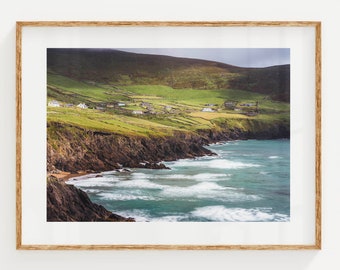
[115,179,164,190]
[101,170,118,175]
[115,210,187,222]
[115,209,151,222]
[192,173,231,181]
[161,174,194,180]
[259,171,269,175]
[161,182,226,197]
[160,182,259,202]
[269,156,281,159]
[161,173,231,181]
[98,192,156,201]
[131,172,151,180]
[172,159,260,170]
[67,177,119,188]
[191,206,289,222]
[150,215,186,222]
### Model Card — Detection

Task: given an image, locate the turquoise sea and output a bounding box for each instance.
[67,139,290,222]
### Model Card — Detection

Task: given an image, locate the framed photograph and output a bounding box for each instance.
[16,21,321,250]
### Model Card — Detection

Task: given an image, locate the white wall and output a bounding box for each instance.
[0,0,338,269]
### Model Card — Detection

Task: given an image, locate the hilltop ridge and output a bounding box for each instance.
[47,48,290,102]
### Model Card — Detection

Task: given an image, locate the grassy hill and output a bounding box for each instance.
[47,49,289,139]
[47,49,290,101]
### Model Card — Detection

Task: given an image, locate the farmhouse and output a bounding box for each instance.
[48,100,60,107]
[77,103,88,109]
[132,110,144,115]
[201,107,214,112]
[224,101,237,109]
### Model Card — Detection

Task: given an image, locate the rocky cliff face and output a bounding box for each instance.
[47,176,135,222]
[47,122,214,173]
[47,120,289,174]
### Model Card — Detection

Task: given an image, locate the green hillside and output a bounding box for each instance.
[47,49,290,101]
[47,49,290,138]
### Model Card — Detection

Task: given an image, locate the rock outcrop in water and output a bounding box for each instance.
[47,176,135,222]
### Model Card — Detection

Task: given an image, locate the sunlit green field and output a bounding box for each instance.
[47,73,289,137]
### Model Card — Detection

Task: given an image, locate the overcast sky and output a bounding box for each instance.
[118,48,290,68]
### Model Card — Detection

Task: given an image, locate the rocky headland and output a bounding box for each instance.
[47,176,135,221]
[47,120,289,174]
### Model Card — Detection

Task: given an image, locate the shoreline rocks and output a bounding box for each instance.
[47,176,135,222]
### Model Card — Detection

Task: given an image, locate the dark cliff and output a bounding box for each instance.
[47,176,134,222]
[47,119,289,174]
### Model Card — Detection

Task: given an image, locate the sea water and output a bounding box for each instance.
[67,139,290,222]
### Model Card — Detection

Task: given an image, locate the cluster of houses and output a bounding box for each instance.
[48,100,129,110]
[200,101,259,116]
[48,98,260,117]
[131,104,177,116]
[48,100,88,109]
[223,100,259,116]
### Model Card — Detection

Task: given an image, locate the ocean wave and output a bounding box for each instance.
[269,156,281,159]
[160,173,231,181]
[161,182,226,196]
[98,192,157,201]
[191,206,289,222]
[192,173,231,181]
[115,179,164,190]
[171,159,260,170]
[114,209,188,222]
[131,172,152,180]
[160,182,260,202]
[259,171,269,175]
[115,209,151,222]
[67,177,119,188]
[150,215,187,222]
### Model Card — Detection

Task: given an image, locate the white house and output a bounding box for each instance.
[77,103,88,109]
[117,102,126,107]
[132,110,143,115]
[48,100,60,107]
[201,107,214,112]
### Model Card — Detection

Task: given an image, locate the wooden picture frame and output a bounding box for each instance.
[16,21,321,250]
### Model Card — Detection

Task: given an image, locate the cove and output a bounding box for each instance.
[67,139,290,222]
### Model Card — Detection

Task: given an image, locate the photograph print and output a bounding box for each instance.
[46,48,290,223]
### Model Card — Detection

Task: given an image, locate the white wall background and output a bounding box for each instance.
[0,0,338,269]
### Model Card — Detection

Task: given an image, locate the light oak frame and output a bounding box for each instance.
[16,21,321,250]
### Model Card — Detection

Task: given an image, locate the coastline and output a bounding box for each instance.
[48,171,90,181]
[47,121,290,175]
[47,123,289,222]
[65,139,290,222]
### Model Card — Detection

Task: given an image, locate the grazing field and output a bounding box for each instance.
[47,73,289,137]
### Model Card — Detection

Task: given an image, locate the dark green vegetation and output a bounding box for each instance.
[47,49,290,173]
